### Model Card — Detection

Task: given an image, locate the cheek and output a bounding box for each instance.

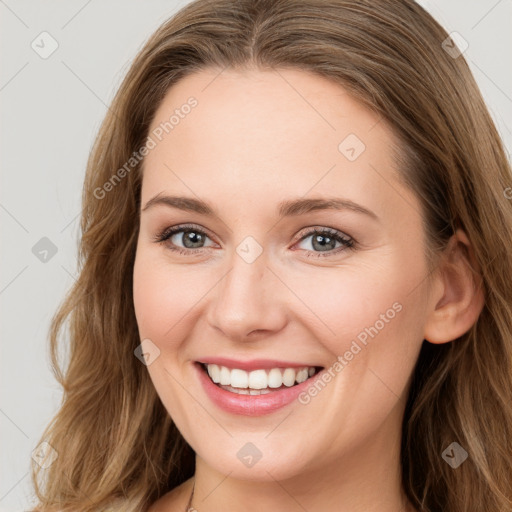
[284,251,428,408]
[132,249,204,426]
[286,259,423,353]
[133,267,172,343]
[133,248,203,343]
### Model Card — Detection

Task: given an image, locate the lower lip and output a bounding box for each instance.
[195,363,322,416]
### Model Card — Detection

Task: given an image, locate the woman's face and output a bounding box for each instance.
[133,67,434,481]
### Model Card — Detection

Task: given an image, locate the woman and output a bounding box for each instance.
[31,0,512,511]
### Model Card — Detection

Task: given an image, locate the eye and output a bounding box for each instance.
[153,224,355,258]
[294,227,355,258]
[153,223,215,255]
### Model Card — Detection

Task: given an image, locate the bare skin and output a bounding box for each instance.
[137,67,484,512]
[148,477,194,512]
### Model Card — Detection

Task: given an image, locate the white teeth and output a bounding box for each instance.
[231,369,249,388]
[222,385,272,395]
[219,366,231,385]
[268,368,283,388]
[207,364,220,383]
[282,368,296,387]
[296,368,309,383]
[248,369,268,389]
[204,364,318,390]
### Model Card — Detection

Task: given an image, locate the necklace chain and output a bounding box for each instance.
[185,478,195,512]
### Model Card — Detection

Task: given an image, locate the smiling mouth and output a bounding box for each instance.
[198,362,324,395]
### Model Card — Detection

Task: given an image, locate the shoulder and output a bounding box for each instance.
[147,477,194,512]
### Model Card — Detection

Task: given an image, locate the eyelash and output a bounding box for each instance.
[153,223,356,259]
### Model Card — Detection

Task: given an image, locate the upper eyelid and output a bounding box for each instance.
[167,223,216,242]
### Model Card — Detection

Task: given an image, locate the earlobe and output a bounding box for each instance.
[423,230,485,344]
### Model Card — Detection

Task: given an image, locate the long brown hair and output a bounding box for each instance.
[31,1,512,510]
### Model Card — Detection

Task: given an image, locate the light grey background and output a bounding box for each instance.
[1,1,511,510]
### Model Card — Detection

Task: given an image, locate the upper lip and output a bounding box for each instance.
[197,357,322,371]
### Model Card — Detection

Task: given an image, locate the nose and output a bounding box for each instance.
[206,250,287,342]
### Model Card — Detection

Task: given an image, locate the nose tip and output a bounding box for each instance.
[206,260,287,342]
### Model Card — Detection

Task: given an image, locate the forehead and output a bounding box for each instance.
[141,67,411,222]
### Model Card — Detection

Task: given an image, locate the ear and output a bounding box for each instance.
[423,229,485,344]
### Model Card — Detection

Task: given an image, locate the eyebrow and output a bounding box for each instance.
[142,194,379,221]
